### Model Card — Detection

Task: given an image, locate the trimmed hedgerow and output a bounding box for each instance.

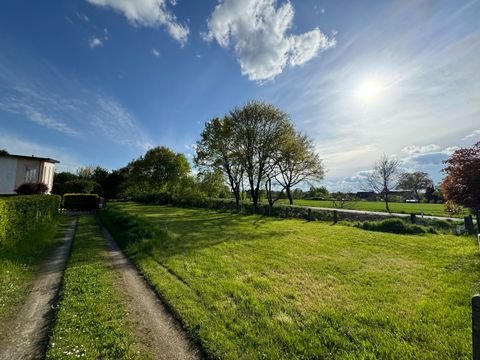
[0,195,61,247]
[358,218,426,235]
[62,194,100,211]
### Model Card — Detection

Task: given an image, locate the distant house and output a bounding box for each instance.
[355,191,376,200]
[0,154,59,194]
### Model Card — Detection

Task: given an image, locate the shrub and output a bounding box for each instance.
[15,182,49,195]
[63,194,100,210]
[62,179,102,195]
[359,218,426,235]
[0,195,61,247]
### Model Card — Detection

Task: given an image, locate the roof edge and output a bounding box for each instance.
[0,154,60,164]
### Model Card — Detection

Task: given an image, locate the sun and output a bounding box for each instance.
[356,79,384,104]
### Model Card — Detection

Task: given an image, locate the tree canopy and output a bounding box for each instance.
[442,141,480,224]
[123,146,190,196]
[397,171,433,201]
[366,154,400,213]
[196,101,325,211]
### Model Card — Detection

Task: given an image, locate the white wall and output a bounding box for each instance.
[0,158,17,194]
[42,162,56,194]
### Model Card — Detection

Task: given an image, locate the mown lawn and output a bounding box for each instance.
[278,199,465,217]
[104,203,480,359]
[0,216,69,322]
[46,216,143,360]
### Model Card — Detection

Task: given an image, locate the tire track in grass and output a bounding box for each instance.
[0,218,76,360]
[101,225,201,360]
[45,216,147,360]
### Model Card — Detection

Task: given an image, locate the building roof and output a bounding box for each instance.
[0,153,60,164]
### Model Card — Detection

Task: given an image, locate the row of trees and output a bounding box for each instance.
[28,100,478,224]
[53,102,325,212]
[195,101,325,212]
[52,147,230,201]
[365,156,437,213]
[366,141,480,223]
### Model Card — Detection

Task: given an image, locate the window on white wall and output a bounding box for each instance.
[24,166,38,183]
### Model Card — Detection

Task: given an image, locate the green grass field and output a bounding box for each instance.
[103,203,479,359]
[46,216,143,360]
[0,216,68,321]
[278,199,465,217]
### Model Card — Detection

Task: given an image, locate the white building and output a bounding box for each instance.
[0,154,59,194]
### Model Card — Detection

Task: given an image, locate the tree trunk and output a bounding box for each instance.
[234,190,240,209]
[414,186,420,201]
[385,191,390,213]
[476,209,480,234]
[265,181,273,214]
[251,187,259,214]
[286,186,293,205]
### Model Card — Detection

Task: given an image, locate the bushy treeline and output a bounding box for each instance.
[53,147,231,203]
[0,195,60,247]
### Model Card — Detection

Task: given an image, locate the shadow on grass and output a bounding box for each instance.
[105,204,289,259]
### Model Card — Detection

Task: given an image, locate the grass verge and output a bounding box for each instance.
[102,203,480,360]
[45,216,141,360]
[0,215,68,321]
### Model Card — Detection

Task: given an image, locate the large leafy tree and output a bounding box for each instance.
[195,117,244,207]
[442,141,480,226]
[276,131,325,204]
[230,101,292,212]
[397,171,433,201]
[197,169,230,198]
[125,146,190,195]
[366,154,400,213]
[196,102,325,211]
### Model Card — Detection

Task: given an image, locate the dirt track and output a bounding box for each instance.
[102,226,201,360]
[0,219,76,360]
[0,218,201,360]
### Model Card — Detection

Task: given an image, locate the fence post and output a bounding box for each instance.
[473,295,480,360]
[333,210,338,224]
[466,216,475,235]
[307,208,311,222]
[410,213,416,224]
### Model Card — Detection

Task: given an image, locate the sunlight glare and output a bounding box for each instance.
[356,79,384,104]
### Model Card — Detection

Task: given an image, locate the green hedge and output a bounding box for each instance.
[0,195,61,247]
[357,218,426,235]
[62,194,100,211]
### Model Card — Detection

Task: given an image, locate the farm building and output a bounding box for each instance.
[0,153,59,194]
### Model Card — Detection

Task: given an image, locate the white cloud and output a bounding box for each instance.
[441,146,459,156]
[89,37,103,48]
[204,0,335,81]
[92,96,153,150]
[151,48,160,57]
[86,0,189,45]
[0,92,78,136]
[401,144,440,155]
[464,129,480,140]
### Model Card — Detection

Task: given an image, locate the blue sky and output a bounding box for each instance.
[0,0,479,190]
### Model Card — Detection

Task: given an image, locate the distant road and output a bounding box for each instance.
[282,204,467,222]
